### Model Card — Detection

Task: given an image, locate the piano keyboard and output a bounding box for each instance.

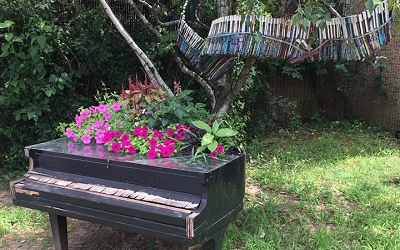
[18,171,200,211]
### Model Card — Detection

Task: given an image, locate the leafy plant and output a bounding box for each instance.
[140,88,209,131]
[191,120,238,157]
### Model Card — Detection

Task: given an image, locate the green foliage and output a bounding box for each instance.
[141,90,209,131]
[192,120,238,155]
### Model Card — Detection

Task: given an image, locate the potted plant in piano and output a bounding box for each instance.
[11,76,246,250]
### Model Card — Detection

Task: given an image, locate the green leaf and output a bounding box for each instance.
[195,145,207,155]
[1,43,10,57]
[176,108,184,120]
[215,128,238,137]
[36,35,46,48]
[192,120,211,132]
[207,140,218,152]
[147,117,155,128]
[0,20,15,29]
[5,33,13,41]
[211,121,219,134]
[201,133,214,146]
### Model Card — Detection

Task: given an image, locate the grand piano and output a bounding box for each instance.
[10,138,245,250]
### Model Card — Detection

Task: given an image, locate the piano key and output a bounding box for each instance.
[54,180,72,186]
[101,187,119,195]
[73,183,93,190]
[89,185,106,193]
[135,192,148,200]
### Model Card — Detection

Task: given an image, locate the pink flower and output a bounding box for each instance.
[166,129,174,137]
[147,149,157,159]
[80,110,89,120]
[210,151,218,157]
[94,120,105,129]
[75,114,82,127]
[97,104,108,113]
[103,123,111,130]
[65,128,74,138]
[81,134,92,144]
[89,106,97,113]
[72,134,78,142]
[127,145,136,154]
[111,103,121,111]
[111,142,121,152]
[133,127,142,136]
[103,111,111,120]
[86,125,94,133]
[121,133,130,142]
[216,144,224,153]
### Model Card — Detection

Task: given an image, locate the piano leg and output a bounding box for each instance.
[49,213,68,250]
[201,227,227,250]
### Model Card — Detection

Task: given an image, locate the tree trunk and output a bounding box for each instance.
[99,0,173,97]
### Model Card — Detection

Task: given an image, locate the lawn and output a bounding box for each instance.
[1,121,400,249]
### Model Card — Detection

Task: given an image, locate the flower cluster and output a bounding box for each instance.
[64,102,127,145]
[58,79,239,159]
[102,124,188,159]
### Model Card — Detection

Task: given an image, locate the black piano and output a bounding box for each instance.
[10,138,245,250]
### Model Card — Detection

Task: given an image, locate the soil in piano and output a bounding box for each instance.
[0,187,200,250]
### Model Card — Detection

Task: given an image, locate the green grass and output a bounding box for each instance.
[224,121,400,249]
[1,121,400,249]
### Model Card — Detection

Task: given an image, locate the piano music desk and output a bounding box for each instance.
[10,138,245,250]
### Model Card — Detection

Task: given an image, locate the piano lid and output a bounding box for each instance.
[25,138,242,174]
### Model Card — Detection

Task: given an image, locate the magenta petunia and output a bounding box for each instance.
[166,129,175,137]
[80,110,89,120]
[121,133,130,142]
[102,131,113,143]
[175,132,185,141]
[97,104,108,113]
[65,128,74,138]
[133,127,142,136]
[81,134,92,144]
[160,147,171,158]
[148,138,157,147]
[216,144,224,153]
[209,151,218,157]
[153,129,163,139]
[111,103,121,112]
[121,140,131,149]
[166,145,175,154]
[111,142,121,152]
[147,149,157,159]
[127,145,136,154]
[112,131,122,138]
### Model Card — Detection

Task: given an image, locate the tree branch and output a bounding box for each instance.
[215,56,257,115]
[136,0,180,27]
[130,0,216,110]
[319,0,342,17]
[99,0,173,97]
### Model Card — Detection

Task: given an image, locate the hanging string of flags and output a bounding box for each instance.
[177,0,394,82]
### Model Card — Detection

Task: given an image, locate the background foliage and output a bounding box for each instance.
[0,0,363,173]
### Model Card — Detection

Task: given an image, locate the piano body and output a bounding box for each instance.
[10,138,245,250]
